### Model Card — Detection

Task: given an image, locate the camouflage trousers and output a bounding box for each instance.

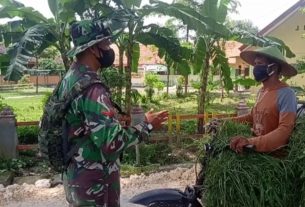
[63,161,120,207]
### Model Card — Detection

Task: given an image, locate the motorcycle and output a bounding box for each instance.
[129,101,305,207]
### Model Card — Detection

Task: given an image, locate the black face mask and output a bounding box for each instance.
[98,48,115,68]
[253,64,275,82]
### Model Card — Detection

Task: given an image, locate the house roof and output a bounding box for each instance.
[239,0,305,51]
[112,44,165,67]
[259,0,305,36]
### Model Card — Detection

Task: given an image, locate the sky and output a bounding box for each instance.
[0,0,300,30]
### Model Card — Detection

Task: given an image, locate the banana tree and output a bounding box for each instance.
[0,0,128,81]
[0,0,71,81]
[149,0,295,133]
[111,0,230,113]
[110,0,186,113]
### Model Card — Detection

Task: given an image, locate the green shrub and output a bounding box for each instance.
[0,95,7,111]
[0,157,35,172]
[17,126,39,144]
[18,74,31,84]
[176,76,184,98]
[181,120,197,134]
[144,73,165,101]
[122,143,173,165]
[41,91,52,107]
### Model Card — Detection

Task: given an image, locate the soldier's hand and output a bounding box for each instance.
[118,114,130,127]
[145,109,169,130]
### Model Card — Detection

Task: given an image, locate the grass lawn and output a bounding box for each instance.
[1,87,256,122]
[1,87,53,121]
[145,91,256,115]
[4,96,44,121]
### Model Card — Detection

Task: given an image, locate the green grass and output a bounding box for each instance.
[4,96,44,121]
[0,87,53,98]
[1,88,257,122]
[145,91,256,115]
[1,87,53,121]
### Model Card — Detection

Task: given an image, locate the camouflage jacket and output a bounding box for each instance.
[58,62,148,170]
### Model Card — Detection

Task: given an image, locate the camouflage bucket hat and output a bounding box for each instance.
[66,19,112,57]
[240,46,297,77]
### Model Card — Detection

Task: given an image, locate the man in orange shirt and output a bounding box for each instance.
[230,46,298,154]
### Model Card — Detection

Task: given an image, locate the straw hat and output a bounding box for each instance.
[240,46,297,77]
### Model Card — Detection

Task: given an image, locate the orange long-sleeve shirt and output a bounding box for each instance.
[233,82,297,152]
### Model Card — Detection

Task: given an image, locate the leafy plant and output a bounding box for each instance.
[17,126,39,144]
[122,143,173,166]
[181,120,197,134]
[130,89,142,106]
[41,91,53,107]
[0,157,35,172]
[155,81,165,93]
[176,76,184,98]
[100,67,126,105]
[18,74,31,84]
[39,58,64,74]
[0,95,7,111]
[144,73,164,101]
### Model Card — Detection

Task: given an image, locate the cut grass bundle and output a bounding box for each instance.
[286,117,305,206]
[204,120,299,207]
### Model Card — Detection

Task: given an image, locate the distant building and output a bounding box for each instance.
[225,41,250,77]
[112,44,165,68]
[239,0,305,87]
[242,0,305,64]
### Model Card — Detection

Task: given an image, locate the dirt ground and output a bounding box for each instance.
[0,166,196,207]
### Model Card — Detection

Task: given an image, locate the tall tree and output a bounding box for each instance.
[151,0,294,133]
[0,0,127,81]
[228,19,259,34]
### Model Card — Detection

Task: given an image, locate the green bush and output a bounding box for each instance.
[181,120,197,134]
[122,143,173,166]
[0,157,35,172]
[0,95,7,111]
[41,91,52,107]
[17,126,39,144]
[18,74,31,84]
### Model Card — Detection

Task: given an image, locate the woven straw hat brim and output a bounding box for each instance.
[240,50,297,77]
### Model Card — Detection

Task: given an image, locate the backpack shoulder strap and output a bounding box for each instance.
[62,72,102,111]
[62,72,102,168]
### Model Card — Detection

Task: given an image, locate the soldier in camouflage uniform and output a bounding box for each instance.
[60,19,168,206]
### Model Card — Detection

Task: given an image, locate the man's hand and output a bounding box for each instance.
[145,109,168,130]
[230,136,250,153]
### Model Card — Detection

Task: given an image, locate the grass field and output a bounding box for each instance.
[1,87,53,121]
[1,87,256,122]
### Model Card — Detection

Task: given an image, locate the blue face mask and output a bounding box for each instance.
[253,64,275,82]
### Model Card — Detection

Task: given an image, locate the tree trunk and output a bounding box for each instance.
[186,25,189,42]
[220,73,224,101]
[126,44,132,115]
[62,55,70,71]
[166,67,170,95]
[36,56,39,94]
[58,43,71,71]
[118,47,124,105]
[197,53,210,134]
[184,75,188,96]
